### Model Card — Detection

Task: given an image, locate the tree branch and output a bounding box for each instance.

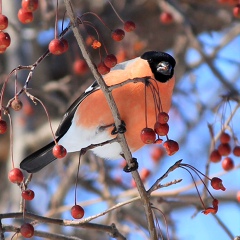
[63,0,157,239]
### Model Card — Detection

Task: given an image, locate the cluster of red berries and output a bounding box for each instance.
[209,131,239,171]
[7,168,35,237]
[180,163,226,215]
[73,21,135,75]
[97,21,135,75]
[18,0,39,24]
[8,168,35,200]
[0,12,10,54]
[45,2,136,72]
[7,162,83,237]
[0,0,39,54]
[202,177,226,214]
[110,21,135,41]
[140,112,179,156]
[97,54,118,75]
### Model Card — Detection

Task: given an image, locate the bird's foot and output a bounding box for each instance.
[111,120,126,135]
[123,158,138,172]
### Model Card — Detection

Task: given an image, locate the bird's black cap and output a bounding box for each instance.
[141,51,176,82]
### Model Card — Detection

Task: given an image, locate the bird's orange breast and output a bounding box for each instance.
[75,57,175,152]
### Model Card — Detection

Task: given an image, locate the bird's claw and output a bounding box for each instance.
[123,158,138,172]
[111,120,126,135]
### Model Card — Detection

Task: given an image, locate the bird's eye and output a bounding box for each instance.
[157,61,172,75]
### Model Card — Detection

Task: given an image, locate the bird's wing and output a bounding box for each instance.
[55,80,100,136]
[20,81,100,173]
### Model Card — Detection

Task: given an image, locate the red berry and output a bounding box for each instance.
[202,206,217,215]
[217,0,228,3]
[211,177,226,191]
[140,127,156,144]
[8,168,24,184]
[233,145,240,157]
[212,199,219,208]
[0,31,11,49]
[104,54,117,68]
[222,157,234,171]
[237,191,240,202]
[73,59,88,75]
[220,132,231,143]
[71,205,85,219]
[22,189,35,201]
[140,168,151,180]
[111,29,125,41]
[49,39,65,55]
[52,144,67,158]
[0,14,8,30]
[209,149,221,163]
[0,119,7,134]
[97,62,110,75]
[61,38,69,53]
[154,122,169,136]
[157,112,169,124]
[20,223,34,238]
[11,98,23,111]
[22,0,39,12]
[131,179,136,187]
[163,140,179,156]
[123,21,136,32]
[151,146,165,163]
[91,39,101,49]
[18,8,34,24]
[218,143,231,156]
[233,4,240,18]
[160,12,173,24]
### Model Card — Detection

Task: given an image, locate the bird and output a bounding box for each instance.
[20,51,176,173]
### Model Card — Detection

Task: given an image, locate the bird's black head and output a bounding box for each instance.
[141,51,176,83]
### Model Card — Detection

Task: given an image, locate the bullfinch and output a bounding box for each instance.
[20,51,176,173]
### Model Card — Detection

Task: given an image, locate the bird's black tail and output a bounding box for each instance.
[20,138,61,173]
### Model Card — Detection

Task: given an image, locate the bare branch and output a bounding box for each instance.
[148,160,182,194]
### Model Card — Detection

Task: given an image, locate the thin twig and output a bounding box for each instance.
[3,225,83,240]
[108,77,150,91]
[148,160,182,194]
[212,214,234,240]
[1,212,126,240]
